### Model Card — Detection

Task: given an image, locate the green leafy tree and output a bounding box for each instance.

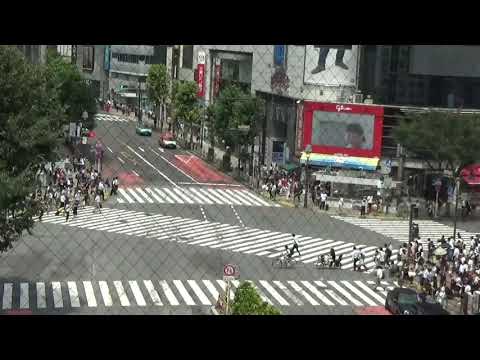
[394,111,480,177]
[0,46,66,252]
[44,50,97,129]
[146,64,170,130]
[172,81,201,149]
[231,281,281,315]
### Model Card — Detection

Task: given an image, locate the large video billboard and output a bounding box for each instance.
[303,102,384,159]
[303,45,359,87]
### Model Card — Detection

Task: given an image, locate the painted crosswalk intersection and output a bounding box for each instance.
[39,207,396,271]
[331,216,477,246]
[113,186,279,207]
[0,279,397,312]
[95,114,131,123]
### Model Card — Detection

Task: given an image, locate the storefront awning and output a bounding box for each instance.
[300,153,379,171]
[279,162,300,173]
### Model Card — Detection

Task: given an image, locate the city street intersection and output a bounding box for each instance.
[0,112,471,315]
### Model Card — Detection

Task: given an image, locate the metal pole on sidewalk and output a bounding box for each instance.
[453,177,460,239]
[408,203,414,243]
[303,145,312,209]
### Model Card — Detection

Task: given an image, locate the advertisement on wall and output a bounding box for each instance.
[303,45,359,87]
[295,101,304,158]
[197,51,206,98]
[302,101,384,160]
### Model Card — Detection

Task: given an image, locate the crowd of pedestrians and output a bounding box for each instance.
[370,232,480,312]
[34,157,119,222]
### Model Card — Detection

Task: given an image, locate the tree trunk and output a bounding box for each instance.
[189,123,194,150]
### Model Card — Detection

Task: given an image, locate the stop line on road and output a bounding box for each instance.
[0,278,397,312]
[113,186,280,207]
[38,207,396,271]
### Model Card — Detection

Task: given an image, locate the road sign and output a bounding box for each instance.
[223,264,236,277]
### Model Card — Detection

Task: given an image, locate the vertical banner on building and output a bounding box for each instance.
[71,45,77,65]
[213,58,222,98]
[197,51,206,98]
[295,101,304,158]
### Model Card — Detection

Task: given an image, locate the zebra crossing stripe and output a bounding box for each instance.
[152,188,175,203]
[188,188,214,204]
[37,283,47,309]
[327,281,363,306]
[353,281,386,304]
[340,281,377,306]
[127,189,145,203]
[2,283,12,309]
[179,188,205,204]
[239,189,271,206]
[172,188,195,204]
[202,280,220,302]
[129,281,147,306]
[216,280,234,301]
[20,283,29,309]
[162,188,184,203]
[118,188,135,203]
[160,280,179,305]
[300,281,334,306]
[136,188,154,204]
[143,280,163,306]
[259,280,289,306]
[113,281,130,307]
[325,289,348,306]
[228,189,264,206]
[67,282,81,308]
[99,281,113,307]
[187,280,211,305]
[145,188,165,203]
[217,189,243,206]
[197,188,225,205]
[52,282,63,308]
[83,281,98,307]
[274,281,304,306]
[205,188,231,205]
[287,281,319,306]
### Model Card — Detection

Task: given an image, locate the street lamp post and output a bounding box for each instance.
[303,144,312,209]
[452,177,461,239]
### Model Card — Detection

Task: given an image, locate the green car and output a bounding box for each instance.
[135,122,152,136]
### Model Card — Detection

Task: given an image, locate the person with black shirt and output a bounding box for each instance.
[329,248,336,268]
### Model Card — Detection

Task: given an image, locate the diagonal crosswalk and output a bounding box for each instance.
[0,279,403,312]
[331,215,477,246]
[39,207,396,271]
[95,114,131,123]
[112,186,279,207]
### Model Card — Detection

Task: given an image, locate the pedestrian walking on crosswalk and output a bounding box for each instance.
[94,193,102,214]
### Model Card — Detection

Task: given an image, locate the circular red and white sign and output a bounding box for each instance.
[223,264,236,277]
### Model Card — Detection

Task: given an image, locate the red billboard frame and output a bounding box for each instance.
[303,101,384,158]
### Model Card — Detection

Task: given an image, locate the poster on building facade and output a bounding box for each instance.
[303,45,359,87]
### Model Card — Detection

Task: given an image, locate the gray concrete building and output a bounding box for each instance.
[15,45,47,65]
[74,45,110,100]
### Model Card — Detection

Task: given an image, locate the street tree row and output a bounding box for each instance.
[0,46,97,253]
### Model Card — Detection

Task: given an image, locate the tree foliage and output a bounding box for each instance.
[231,281,281,315]
[0,46,66,252]
[147,64,170,107]
[394,111,480,176]
[44,50,97,129]
[172,81,202,147]
[211,85,264,148]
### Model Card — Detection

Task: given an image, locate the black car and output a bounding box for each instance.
[385,288,449,315]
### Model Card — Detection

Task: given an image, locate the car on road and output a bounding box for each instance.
[385,287,449,315]
[135,122,152,137]
[159,131,176,149]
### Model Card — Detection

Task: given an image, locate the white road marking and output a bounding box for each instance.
[151,149,160,156]
[287,281,319,306]
[36,282,47,309]
[129,281,147,306]
[274,281,303,306]
[158,147,165,153]
[113,281,131,307]
[67,282,81,308]
[19,283,29,309]
[132,170,140,177]
[216,280,235,301]
[107,146,113,153]
[126,144,177,186]
[145,187,165,203]
[354,281,386,304]
[325,289,348,306]
[138,147,145,152]
[187,280,211,305]
[152,188,175,203]
[341,281,377,306]
[127,188,145,203]
[118,157,125,164]
[300,281,334,306]
[118,188,135,203]
[173,280,196,305]
[259,280,289,306]
[135,188,154,203]
[2,283,12,309]
[99,281,113,306]
[327,281,362,306]
[160,155,199,183]
[83,281,98,307]
[52,282,64,308]
[202,280,220,302]
[160,280,179,305]
[143,280,163,306]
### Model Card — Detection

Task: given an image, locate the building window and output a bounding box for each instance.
[182,45,194,69]
[57,45,72,58]
[82,46,94,71]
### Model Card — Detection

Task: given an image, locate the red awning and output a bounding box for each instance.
[461,164,480,186]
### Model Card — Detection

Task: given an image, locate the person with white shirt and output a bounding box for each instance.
[352,246,360,271]
[320,192,327,210]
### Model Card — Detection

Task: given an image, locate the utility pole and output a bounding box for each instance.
[452,177,460,239]
[408,202,415,243]
[303,144,312,209]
